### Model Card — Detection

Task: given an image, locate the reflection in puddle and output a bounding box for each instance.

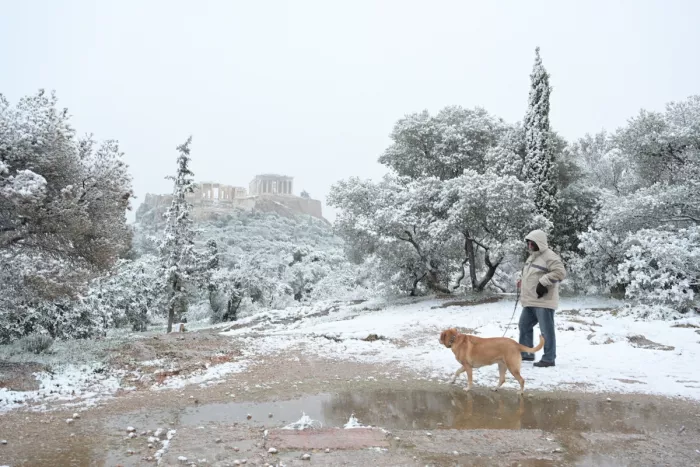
[107,388,658,434]
[321,389,650,433]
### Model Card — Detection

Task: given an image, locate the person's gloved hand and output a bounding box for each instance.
[536,283,548,298]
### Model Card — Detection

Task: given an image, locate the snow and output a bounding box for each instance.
[2,169,47,199]
[344,414,367,429]
[139,358,166,367]
[154,429,177,465]
[0,363,124,413]
[222,296,700,400]
[283,412,323,430]
[151,361,249,390]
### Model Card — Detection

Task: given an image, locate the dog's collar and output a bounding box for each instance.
[447,334,457,348]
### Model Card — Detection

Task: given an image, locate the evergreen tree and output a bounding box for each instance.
[524,47,558,223]
[0,91,133,342]
[160,137,197,333]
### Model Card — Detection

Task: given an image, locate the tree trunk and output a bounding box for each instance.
[166,304,174,333]
[464,232,478,290]
[410,273,426,296]
[399,229,450,295]
[463,230,501,293]
[222,293,242,322]
[474,251,500,292]
[426,270,451,294]
[452,235,471,290]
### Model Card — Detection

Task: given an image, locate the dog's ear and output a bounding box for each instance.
[439,330,446,345]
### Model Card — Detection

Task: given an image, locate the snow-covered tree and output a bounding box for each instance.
[330,100,553,295]
[208,267,245,323]
[442,171,546,291]
[328,171,543,295]
[615,96,700,188]
[329,175,456,294]
[570,131,637,196]
[523,47,558,223]
[484,123,527,179]
[0,90,133,342]
[571,95,700,311]
[379,106,507,180]
[160,137,198,332]
[285,247,349,301]
[616,227,700,311]
[81,255,164,332]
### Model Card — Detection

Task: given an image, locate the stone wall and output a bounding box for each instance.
[194,182,247,201]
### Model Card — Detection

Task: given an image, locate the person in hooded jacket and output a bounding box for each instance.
[516,229,566,367]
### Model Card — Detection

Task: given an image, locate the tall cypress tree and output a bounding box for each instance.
[524,47,558,223]
[160,136,197,333]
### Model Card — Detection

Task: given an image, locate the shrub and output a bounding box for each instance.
[20,334,54,354]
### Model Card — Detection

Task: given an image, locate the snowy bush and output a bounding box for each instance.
[20,334,54,354]
[571,228,628,296]
[616,228,700,311]
[614,303,691,321]
[80,255,165,332]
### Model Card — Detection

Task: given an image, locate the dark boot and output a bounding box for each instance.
[521,355,535,361]
[533,360,555,367]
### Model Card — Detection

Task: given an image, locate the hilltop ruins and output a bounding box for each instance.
[135,174,324,224]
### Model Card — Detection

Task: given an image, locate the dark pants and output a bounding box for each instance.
[519,306,556,362]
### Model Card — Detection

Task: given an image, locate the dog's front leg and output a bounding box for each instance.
[450,366,465,384]
[464,365,474,392]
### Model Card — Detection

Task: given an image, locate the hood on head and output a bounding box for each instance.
[525,229,549,252]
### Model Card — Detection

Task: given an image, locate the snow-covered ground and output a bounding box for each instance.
[223,296,700,400]
[2,295,698,414]
[151,360,249,391]
[0,363,124,413]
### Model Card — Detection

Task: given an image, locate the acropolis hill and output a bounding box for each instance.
[135,174,325,224]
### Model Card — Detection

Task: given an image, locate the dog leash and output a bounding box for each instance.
[502,288,520,338]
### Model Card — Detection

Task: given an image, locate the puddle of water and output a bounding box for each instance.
[106,388,661,435]
[14,389,686,466]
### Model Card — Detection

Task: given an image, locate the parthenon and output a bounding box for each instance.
[249,174,293,196]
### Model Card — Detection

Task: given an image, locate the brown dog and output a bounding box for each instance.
[439,328,544,395]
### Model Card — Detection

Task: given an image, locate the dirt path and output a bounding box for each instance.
[2,344,700,467]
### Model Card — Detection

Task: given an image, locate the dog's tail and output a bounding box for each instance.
[518,335,544,354]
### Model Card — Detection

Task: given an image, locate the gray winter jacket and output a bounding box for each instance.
[520,230,567,310]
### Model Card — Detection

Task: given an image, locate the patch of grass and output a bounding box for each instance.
[19,334,54,354]
[0,335,127,367]
[431,296,503,309]
[362,334,386,342]
[559,307,618,316]
[567,317,602,327]
[627,335,675,351]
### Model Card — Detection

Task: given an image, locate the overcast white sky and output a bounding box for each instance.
[2,0,699,222]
